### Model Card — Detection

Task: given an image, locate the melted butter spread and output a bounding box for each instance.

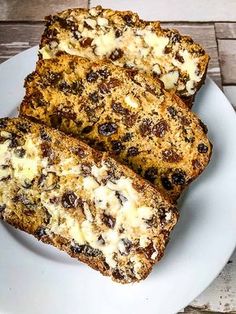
[0,132,166,278]
[40,7,205,97]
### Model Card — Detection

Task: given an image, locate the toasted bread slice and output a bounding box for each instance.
[0,117,178,283]
[39,6,209,105]
[20,55,212,200]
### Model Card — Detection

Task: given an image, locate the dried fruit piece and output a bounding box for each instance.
[62,191,78,208]
[127,146,139,157]
[98,123,117,136]
[102,213,116,228]
[198,143,208,153]
[144,167,158,183]
[172,171,186,185]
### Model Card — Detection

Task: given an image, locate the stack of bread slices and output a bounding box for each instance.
[0,6,212,283]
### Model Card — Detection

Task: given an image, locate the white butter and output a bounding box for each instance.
[160,70,179,90]
[84,18,97,29]
[83,176,99,191]
[91,164,108,181]
[97,17,108,27]
[124,95,139,109]
[39,46,54,59]
[92,31,116,56]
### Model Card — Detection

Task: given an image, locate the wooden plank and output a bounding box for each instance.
[188,250,236,313]
[0,23,44,63]
[89,0,236,22]
[0,0,88,21]
[223,86,236,110]
[218,40,236,85]
[163,23,221,87]
[216,23,236,39]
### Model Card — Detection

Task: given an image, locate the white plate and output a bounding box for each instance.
[0,47,236,314]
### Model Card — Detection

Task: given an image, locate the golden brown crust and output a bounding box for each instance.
[20,54,212,201]
[38,6,209,106]
[0,117,178,283]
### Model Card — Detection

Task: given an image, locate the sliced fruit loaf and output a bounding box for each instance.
[39,6,209,105]
[20,54,212,201]
[0,117,178,283]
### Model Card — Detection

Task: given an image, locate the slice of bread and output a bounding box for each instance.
[0,117,178,283]
[39,6,209,105]
[20,54,212,201]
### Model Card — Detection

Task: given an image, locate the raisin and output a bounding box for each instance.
[167,106,177,118]
[80,163,91,176]
[94,141,106,151]
[112,269,124,281]
[13,194,35,209]
[17,123,29,133]
[122,133,133,142]
[98,123,117,136]
[171,33,181,44]
[115,191,127,205]
[98,69,110,78]
[49,196,60,204]
[172,171,186,185]
[144,167,158,183]
[112,102,127,115]
[41,142,52,159]
[115,29,122,38]
[48,72,62,85]
[120,238,132,255]
[181,116,190,126]
[111,140,124,155]
[9,137,18,148]
[97,235,105,245]
[58,81,84,95]
[123,113,138,127]
[0,175,10,182]
[50,114,62,128]
[123,14,134,26]
[89,91,99,103]
[74,147,85,158]
[102,213,116,228]
[80,37,93,47]
[162,149,181,163]
[0,204,6,212]
[62,191,78,208]
[86,70,98,83]
[198,143,208,153]
[164,46,172,54]
[109,49,124,61]
[35,228,47,239]
[99,78,121,93]
[153,120,169,137]
[40,129,51,141]
[127,146,139,157]
[0,119,8,128]
[161,177,173,190]
[82,125,93,134]
[139,119,153,137]
[14,148,26,158]
[71,244,101,257]
[175,52,184,63]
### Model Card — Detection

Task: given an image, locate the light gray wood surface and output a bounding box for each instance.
[0,0,88,21]
[0,2,235,313]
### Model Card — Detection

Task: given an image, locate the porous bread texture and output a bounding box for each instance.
[39,5,210,105]
[20,54,212,201]
[0,117,178,283]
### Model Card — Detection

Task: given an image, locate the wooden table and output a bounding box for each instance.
[0,1,235,313]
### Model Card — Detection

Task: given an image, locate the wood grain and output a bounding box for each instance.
[218,40,236,84]
[0,23,44,63]
[0,0,88,21]
[163,23,222,87]
[216,23,236,39]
